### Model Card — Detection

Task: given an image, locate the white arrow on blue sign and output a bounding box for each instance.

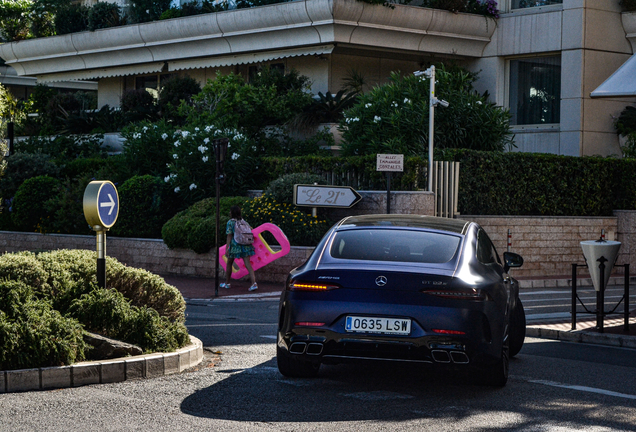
[83,180,120,229]
[97,182,119,227]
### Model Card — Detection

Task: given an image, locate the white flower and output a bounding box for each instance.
[391,101,398,108]
[231,153,239,160]
[205,125,213,132]
[173,154,178,159]
[477,101,483,105]
[194,127,200,132]
[202,156,209,163]
[133,133,141,139]
[189,183,197,190]
[404,98,411,104]
[203,137,210,144]
[252,146,257,151]
[374,116,381,123]
[142,126,148,133]
[174,140,180,147]
[181,131,190,138]
[161,133,168,140]
[164,176,170,183]
[198,145,206,153]
[365,103,372,108]
[174,187,180,193]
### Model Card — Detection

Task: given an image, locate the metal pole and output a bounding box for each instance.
[571,263,577,330]
[507,229,512,252]
[96,229,106,289]
[386,172,391,214]
[214,148,221,298]
[597,256,607,333]
[625,263,630,332]
[428,66,436,192]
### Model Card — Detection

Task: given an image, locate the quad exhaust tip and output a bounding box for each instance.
[432,350,469,364]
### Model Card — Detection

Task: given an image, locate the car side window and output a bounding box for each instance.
[477,229,501,265]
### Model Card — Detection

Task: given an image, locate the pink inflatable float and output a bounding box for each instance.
[219,222,291,279]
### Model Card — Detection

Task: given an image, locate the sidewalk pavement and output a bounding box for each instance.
[162,274,636,350]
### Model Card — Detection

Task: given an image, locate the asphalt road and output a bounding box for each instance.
[1,299,635,431]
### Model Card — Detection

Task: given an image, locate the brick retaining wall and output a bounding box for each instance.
[462,215,620,278]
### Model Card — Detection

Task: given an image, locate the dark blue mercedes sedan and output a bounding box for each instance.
[276,214,526,386]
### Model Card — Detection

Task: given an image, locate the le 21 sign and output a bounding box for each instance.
[293,184,362,208]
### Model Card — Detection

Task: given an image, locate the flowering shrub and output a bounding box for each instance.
[242,195,332,247]
[339,64,513,156]
[0,0,32,41]
[121,120,175,177]
[163,124,258,206]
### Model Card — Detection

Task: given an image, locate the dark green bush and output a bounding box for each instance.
[157,75,201,122]
[128,0,171,23]
[120,89,158,123]
[43,177,94,235]
[0,153,60,200]
[120,120,173,177]
[12,175,61,231]
[87,1,124,30]
[0,252,51,297]
[60,157,110,180]
[439,149,636,216]
[264,172,324,204]
[67,287,188,353]
[0,279,87,370]
[54,3,89,35]
[162,196,251,253]
[110,175,171,239]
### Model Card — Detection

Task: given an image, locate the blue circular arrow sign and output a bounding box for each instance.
[97,182,119,227]
[83,181,119,229]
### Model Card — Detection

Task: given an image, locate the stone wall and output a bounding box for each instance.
[462,215,620,278]
[2,210,635,283]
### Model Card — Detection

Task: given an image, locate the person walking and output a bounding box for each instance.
[220,205,258,291]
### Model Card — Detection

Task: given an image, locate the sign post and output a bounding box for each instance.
[294,185,362,209]
[83,181,119,289]
[376,154,404,214]
[213,138,229,298]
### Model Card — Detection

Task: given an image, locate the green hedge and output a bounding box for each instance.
[441,149,636,216]
[260,151,636,216]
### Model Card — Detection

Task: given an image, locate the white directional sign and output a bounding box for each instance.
[83,180,120,229]
[294,184,362,208]
[376,154,404,172]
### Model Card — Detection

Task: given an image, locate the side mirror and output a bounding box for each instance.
[503,252,524,273]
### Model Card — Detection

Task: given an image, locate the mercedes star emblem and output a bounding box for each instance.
[375,276,387,286]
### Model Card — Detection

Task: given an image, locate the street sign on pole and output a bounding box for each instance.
[294,184,362,208]
[83,180,119,289]
[376,154,403,214]
[83,181,119,229]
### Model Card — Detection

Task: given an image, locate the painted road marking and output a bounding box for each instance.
[529,379,636,400]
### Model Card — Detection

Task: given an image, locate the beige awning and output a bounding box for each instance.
[168,45,335,71]
[37,62,165,83]
[591,54,636,98]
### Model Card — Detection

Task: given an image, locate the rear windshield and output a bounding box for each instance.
[330,229,461,264]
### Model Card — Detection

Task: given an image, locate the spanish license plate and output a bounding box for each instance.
[345,316,411,335]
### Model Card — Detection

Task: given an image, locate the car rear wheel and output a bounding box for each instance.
[277,345,320,378]
[509,299,526,358]
[476,331,509,387]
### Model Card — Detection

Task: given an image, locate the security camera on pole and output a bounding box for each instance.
[83,181,119,289]
[413,66,449,192]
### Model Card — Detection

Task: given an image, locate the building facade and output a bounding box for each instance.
[0,0,634,156]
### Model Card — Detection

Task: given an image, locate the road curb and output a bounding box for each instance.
[527,327,636,349]
[0,335,203,394]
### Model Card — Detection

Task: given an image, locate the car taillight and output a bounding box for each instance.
[295,322,326,327]
[422,288,491,301]
[288,281,339,291]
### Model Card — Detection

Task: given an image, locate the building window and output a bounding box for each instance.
[511,0,562,8]
[509,56,561,125]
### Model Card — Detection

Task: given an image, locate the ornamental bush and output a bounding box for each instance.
[161,196,250,253]
[121,120,174,178]
[0,153,60,200]
[0,0,32,41]
[0,280,87,370]
[12,175,61,232]
[339,65,513,156]
[264,172,325,205]
[110,175,172,239]
[242,195,332,247]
